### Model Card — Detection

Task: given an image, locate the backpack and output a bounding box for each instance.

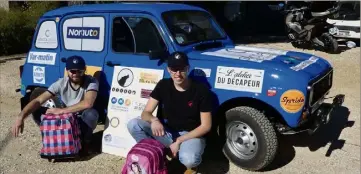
[121,138,168,174]
[39,113,82,161]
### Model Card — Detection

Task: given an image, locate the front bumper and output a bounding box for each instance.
[279,94,345,135]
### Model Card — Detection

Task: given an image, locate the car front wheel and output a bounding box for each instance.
[223,106,278,171]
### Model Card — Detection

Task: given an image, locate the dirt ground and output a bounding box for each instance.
[0,43,360,174]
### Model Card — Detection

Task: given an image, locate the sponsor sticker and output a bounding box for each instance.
[202,48,280,63]
[280,89,305,113]
[194,67,211,77]
[215,66,264,93]
[290,56,318,71]
[140,89,152,99]
[27,52,56,65]
[67,27,100,39]
[139,72,159,84]
[33,66,45,84]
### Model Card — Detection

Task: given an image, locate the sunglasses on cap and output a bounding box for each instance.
[69,69,85,74]
[169,66,187,73]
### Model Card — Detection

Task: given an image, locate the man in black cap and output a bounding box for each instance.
[127,52,213,174]
[12,55,99,155]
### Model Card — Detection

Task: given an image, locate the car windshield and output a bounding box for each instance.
[161,10,226,46]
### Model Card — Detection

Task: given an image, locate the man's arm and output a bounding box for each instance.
[141,97,160,123]
[62,90,98,113]
[175,111,212,144]
[18,91,54,120]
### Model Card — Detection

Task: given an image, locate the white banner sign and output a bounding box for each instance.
[102,66,164,157]
[27,51,57,65]
[215,66,265,93]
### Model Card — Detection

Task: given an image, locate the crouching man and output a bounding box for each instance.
[127,52,213,174]
[12,56,99,155]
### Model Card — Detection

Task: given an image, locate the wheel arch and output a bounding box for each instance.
[217,97,286,125]
[214,97,287,138]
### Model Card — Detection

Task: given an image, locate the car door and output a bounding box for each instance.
[102,12,174,98]
[58,13,108,79]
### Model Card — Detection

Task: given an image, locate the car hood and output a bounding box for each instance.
[187,45,331,80]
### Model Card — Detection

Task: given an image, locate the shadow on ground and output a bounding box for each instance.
[167,139,230,174]
[260,104,353,172]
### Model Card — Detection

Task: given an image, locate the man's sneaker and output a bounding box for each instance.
[184,167,198,174]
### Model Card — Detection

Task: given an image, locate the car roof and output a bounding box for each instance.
[43,2,206,17]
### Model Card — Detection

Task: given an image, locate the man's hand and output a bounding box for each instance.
[169,141,181,158]
[46,108,65,115]
[12,117,24,137]
[151,119,164,137]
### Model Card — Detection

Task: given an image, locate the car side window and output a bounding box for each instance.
[112,16,166,54]
[112,17,135,53]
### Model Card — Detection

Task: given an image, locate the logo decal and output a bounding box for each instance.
[110,117,120,128]
[111,97,117,104]
[280,89,305,113]
[188,101,193,107]
[67,27,100,39]
[117,68,134,87]
[33,66,45,84]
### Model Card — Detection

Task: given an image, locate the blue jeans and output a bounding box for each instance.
[127,118,206,169]
[33,107,99,143]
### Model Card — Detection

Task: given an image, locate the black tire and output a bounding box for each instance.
[30,87,63,123]
[320,33,338,53]
[223,106,278,171]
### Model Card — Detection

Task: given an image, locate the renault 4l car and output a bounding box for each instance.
[17,2,345,171]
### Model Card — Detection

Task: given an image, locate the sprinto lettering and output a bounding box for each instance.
[281,96,305,105]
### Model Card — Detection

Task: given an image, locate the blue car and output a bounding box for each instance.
[17,2,345,171]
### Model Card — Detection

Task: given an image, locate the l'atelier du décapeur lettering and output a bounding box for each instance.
[217,69,261,87]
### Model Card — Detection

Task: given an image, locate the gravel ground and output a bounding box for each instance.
[0,43,360,174]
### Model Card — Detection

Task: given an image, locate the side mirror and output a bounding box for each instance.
[149,50,169,60]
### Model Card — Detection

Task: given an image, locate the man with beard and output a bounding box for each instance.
[127,52,213,174]
[12,56,99,155]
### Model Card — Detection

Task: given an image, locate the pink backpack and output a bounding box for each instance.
[121,138,168,174]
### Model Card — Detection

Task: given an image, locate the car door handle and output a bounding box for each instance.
[61,57,66,63]
[106,61,121,67]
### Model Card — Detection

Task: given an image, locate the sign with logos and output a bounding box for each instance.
[27,51,56,65]
[280,89,305,113]
[33,66,45,84]
[215,66,264,93]
[102,66,164,157]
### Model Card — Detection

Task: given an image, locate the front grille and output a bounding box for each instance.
[309,68,333,106]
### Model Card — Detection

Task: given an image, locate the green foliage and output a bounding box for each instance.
[0,2,61,56]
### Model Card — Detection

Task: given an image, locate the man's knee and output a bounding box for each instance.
[179,152,202,168]
[127,118,143,133]
[81,108,99,130]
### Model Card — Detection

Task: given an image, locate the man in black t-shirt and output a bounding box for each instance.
[127,52,213,174]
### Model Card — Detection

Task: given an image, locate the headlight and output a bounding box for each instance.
[329,27,339,35]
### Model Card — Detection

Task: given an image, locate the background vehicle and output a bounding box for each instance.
[327,1,360,47]
[284,1,341,53]
[16,3,344,171]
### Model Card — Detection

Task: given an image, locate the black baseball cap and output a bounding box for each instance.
[66,56,86,70]
[167,52,189,68]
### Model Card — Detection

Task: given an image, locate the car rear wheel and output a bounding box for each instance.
[223,106,278,171]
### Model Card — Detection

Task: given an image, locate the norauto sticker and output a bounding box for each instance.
[280,89,305,113]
